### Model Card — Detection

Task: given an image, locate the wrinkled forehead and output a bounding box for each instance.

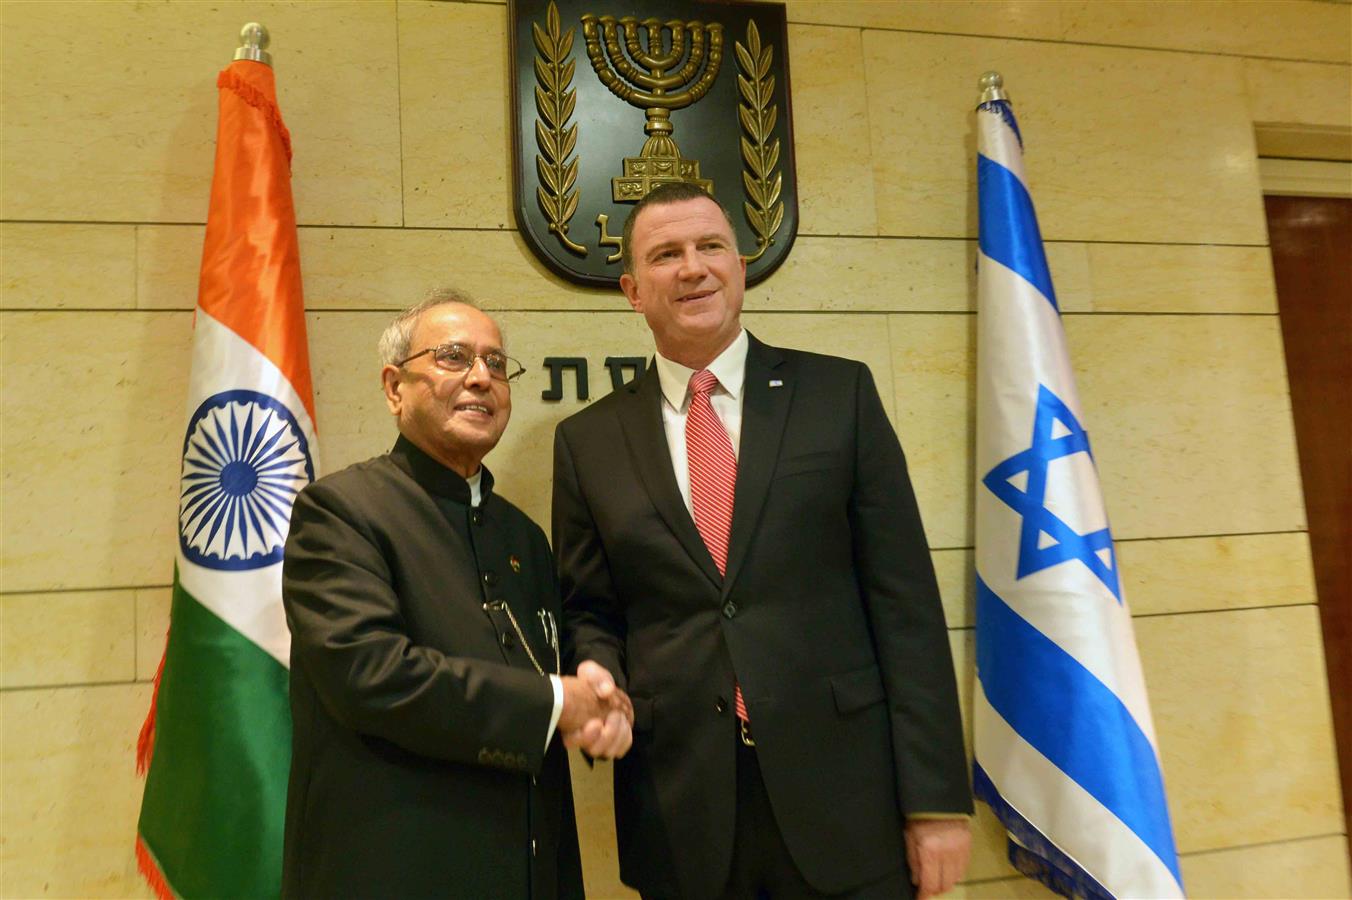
[412,304,505,351]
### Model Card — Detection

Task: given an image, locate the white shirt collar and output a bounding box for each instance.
[654,329,748,411]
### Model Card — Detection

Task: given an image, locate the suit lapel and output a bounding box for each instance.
[723,336,792,597]
[617,362,723,587]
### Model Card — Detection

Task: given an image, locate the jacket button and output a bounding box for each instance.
[482,571,499,586]
[722,601,737,619]
[471,510,484,526]
[500,632,514,648]
[715,696,728,714]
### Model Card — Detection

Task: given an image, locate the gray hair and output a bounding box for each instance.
[378,287,495,366]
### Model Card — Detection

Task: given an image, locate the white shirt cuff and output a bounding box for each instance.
[545,674,564,751]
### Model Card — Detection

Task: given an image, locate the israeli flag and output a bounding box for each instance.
[972,77,1184,899]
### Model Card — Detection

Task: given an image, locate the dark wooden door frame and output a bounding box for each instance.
[1265,194,1352,857]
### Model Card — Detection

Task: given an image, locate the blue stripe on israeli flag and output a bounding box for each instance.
[977,576,1180,883]
[978,154,1059,312]
[973,94,1184,899]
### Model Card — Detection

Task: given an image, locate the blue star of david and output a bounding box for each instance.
[983,385,1122,602]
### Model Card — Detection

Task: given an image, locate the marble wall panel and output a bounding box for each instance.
[139,229,1272,319]
[567,751,637,898]
[754,237,971,312]
[1083,244,1278,314]
[1118,532,1317,618]
[1,683,155,898]
[933,531,1316,630]
[1245,58,1352,131]
[135,225,615,312]
[135,225,205,310]
[887,313,973,549]
[0,1,401,226]
[140,227,989,315]
[1059,1,1351,64]
[1140,606,1344,853]
[782,1,1066,42]
[951,875,1055,899]
[789,1,1350,67]
[1178,834,1352,900]
[1,312,192,592]
[750,240,1269,315]
[1,224,136,310]
[1065,315,1306,540]
[932,547,974,631]
[861,32,1266,245]
[399,1,514,229]
[787,24,878,237]
[136,588,173,683]
[0,590,136,688]
[1040,242,1092,313]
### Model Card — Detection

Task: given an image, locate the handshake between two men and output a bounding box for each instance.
[557,660,634,759]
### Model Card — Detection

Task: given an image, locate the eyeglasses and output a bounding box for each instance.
[396,343,526,383]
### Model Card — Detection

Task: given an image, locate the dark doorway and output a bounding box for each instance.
[1266,194,1352,855]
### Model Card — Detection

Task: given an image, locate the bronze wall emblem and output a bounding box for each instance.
[509,0,797,287]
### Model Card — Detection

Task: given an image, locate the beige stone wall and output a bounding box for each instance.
[2,1,1350,896]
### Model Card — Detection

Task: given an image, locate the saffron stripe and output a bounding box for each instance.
[975,574,1181,884]
[977,153,1058,312]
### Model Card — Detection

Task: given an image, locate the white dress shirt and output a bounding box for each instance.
[654,329,749,513]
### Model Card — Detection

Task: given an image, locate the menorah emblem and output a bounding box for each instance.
[580,14,723,201]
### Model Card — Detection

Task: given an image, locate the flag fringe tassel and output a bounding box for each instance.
[973,762,1113,900]
[216,67,292,162]
[136,834,176,900]
[136,633,169,774]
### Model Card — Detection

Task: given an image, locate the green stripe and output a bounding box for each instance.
[138,575,291,899]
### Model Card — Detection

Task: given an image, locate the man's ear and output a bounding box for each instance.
[380,365,403,417]
[620,273,642,313]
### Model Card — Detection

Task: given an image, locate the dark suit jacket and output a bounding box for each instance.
[553,334,971,899]
[282,437,583,900]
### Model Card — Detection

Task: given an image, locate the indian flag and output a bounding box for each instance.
[135,51,315,899]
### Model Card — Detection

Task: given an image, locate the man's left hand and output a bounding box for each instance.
[905,818,971,899]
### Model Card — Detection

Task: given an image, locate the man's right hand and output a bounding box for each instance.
[558,660,634,759]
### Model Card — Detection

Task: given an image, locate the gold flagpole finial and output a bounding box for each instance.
[234,23,273,67]
[978,71,1008,106]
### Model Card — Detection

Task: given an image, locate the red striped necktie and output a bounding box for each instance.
[686,369,749,723]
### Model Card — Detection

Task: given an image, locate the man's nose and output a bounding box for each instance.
[463,356,494,388]
[677,246,709,278]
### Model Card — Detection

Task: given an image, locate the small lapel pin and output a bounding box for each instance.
[509,555,521,573]
[768,379,783,388]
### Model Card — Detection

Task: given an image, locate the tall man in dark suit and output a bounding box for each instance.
[281,292,632,899]
[553,184,973,899]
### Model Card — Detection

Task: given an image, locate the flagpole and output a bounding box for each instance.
[234,22,273,65]
[970,69,1183,899]
[136,20,311,900]
[977,70,1007,105]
